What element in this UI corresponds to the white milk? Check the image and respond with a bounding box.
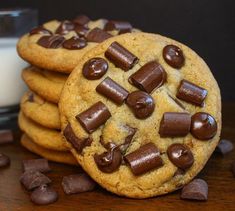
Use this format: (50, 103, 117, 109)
(0, 38, 28, 107)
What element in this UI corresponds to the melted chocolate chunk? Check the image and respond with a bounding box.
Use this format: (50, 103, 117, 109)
(74, 24, 89, 37)
(124, 143, 163, 175)
(105, 42, 139, 71)
(96, 77, 129, 105)
(62, 36, 87, 50)
(163, 44, 185, 68)
(104, 21, 132, 33)
(62, 173, 96, 194)
(129, 61, 167, 93)
(216, 139, 234, 155)
(159, 112, 191, 137)
(82, 58, 108, 80)
(126, 91, 155, 119)
(94, 143, 122, 173)
(191, 112, 217, 140)
(0, 130, 14, 144)
(73, 15, 90, 26)
(22, 159, 51, 173)
(86, 28, 113, 43)
(63, 123, 92, 153)
(167, 143, 194, 170)
(177, 80, 208, 107)
(76, 101, 111, 134)
(55, 20, 75, 35)
(37, 35, 65, 49)
(0, 153, 10, 167)
(181, 179, 208, 201)
(119, 126, 137, 153)
(30, 26, 52, 36)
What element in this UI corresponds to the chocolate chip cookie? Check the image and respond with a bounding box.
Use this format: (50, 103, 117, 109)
(59, 32, 221, 198)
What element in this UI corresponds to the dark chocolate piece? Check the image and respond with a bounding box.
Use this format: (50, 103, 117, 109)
(55, 20, 75, 35)
(167, 143, 194, 169)
(216, 139, 234, 155)
(126, 91, 155, 119)
(94, 143, 122, 173)
(0, 153, 10, 167)
(82, 58, 108, 80)
(37, 35, 65, 49)
(181, 179, 208, 201)
(124, 143, 163, 175)
(163, 44, 185, 68)
(0, 130, 14, 144)
(62, 36, 87, 50)
(63, 123, 92, 153)
(20, 170, 51, 190)
(191, 112, 217, 140)
(129, 61, 167, 93)
(105, 42, 139, 71)
(119, 126, 137, 153)
(86, 28, 113, 43)
(30, 185, 58, 205)
(159, 112, 191, 137)
(231, 161, 235, 177)
(104, 21, 132, 32)
(74, 24, 89, 37)
(176, 80, 208, 106)
(76, 101, 111, 134)
(22, 158, 51, 173)
(30, 26, 52, 36)
(62, 173, 96, 194)
(96, 77, 129, 105)
(73, 15, 90, 25)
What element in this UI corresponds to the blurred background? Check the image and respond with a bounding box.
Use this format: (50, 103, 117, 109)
(1, 0, 235, 101)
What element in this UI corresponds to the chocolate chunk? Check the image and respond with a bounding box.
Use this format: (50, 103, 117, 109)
(105, 42, 139, 71)
(30, 185, 58, 205)
(0, 153, 10, 167)
(231, 161, 235, 177)
(86, 28, 113, 43)
(126, 91, 155, 119)
(74, 24, 89, 37)
(104, 21, 132, 33)
(124, 143, 163, 175)
(63, 123, 92, 153)
(167, 143, 194, 169)
(76, 101, 111, 134)
(73, 15, 90, 26)
(216, 139, 234, 155)
(62, 173, 96, 194)
(37, 35, 65, 49)
(20, 170, 51, 190)
(159, 112, 191, 137)
(119, 126, 137, 153)
(129, 61, 167, 93)
(191, 112, 217, 140)
(28, 93, 34, 102)
(30, 26, 52, 36)
(163, 44, 185, 68)
(181, 179, 208, 201)
(82, 58, 108, 80)
(22, 159, 51, 173)
(0, 130, 14, 144)
(96, 77, 129, 105)
(176, 80, 208, 106)
(62, 36, 87, 50)
(55, 20, 75, 35)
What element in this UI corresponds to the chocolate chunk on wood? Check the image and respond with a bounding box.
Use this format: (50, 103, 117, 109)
(22, 158, 51, 173)
(216, 139, 234, 155)
(86, 28, 112, 43)
(0, 153, 10, 167)
(0, 130, 14, 144)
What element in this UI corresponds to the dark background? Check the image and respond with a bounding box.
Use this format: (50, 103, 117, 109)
(1, 0, 235, 101)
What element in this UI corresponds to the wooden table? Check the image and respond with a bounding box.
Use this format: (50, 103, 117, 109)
(0, 103, 235, 211)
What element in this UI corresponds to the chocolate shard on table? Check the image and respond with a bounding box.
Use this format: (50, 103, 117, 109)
(29, 26, 52, 36)
(96, 77, 129, 105)
(167, 143, 194, 170)
(22, 158, 51, 173)
(105, 41, 139, 71)
(126, 90, 155, 119)
(20, 170, 51, 191)
(181, 179, 208, 201)
(129, 61, 167, 93)
(163, 44, 185, 68)
(191, 112, 217, 140)
(216, 139, 234, 155)
(62, 36, 87, 50)
(124, 143, 163, 175)
(231, 161, 235, 177)
(62, 173, 96, 194)
(0, 130, 14, 144)
(159, 112, 191, 137)
(0, 153, 10, 167)
(176, 80, 208, 106)
(55, 20, 75, 35)
(104, 20, 132, 33)
(86, 28, 113, 43)
(73, 15, 90, 26)
(37, 35, 65, 49)
(30, 184, 58, 205)
(76, 101, 111, 134)
(82, 58, 108, 80)
(63, 123, 92, 153)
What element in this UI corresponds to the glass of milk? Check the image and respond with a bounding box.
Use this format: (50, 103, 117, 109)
(0, 9, 37, 125)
